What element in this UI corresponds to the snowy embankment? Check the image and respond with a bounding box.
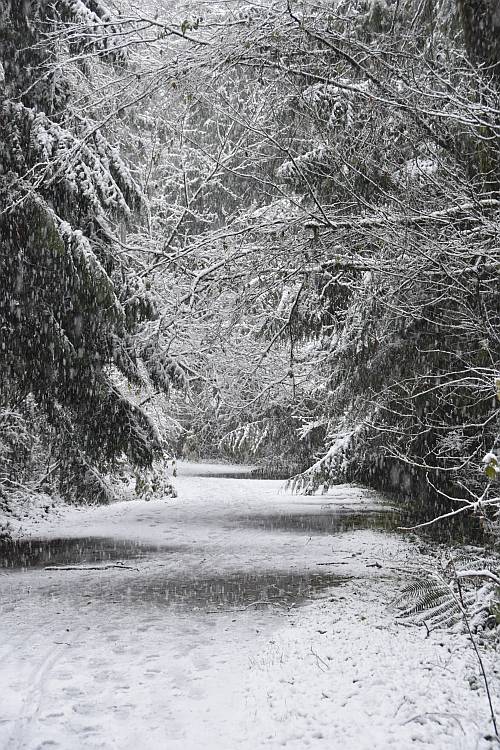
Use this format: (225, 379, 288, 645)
(0, 463, 498, 750)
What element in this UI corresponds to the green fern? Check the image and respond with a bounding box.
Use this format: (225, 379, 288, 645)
(394, 577, 462, 627)
(394, 552, 500, 632)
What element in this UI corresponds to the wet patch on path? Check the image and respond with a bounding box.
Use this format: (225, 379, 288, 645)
(57, 568, 351, 612)
(233, 509, 399, 535)
(0, 537, 180, 569)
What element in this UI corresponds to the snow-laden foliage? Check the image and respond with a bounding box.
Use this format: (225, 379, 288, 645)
(2, 0, 500, 521)
(136, 0, 499, 518)
(92, 0, 497, 510)
(0, 0, 181, 504)
(394, 552, 500, 633)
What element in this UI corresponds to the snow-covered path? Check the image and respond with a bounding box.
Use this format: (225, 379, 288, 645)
(0, 463, 498, 750)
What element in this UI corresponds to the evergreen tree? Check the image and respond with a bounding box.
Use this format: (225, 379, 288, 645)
(0, 1, 165, 501)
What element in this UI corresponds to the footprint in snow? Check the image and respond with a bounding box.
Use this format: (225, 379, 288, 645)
(143, 653, 160, 662)
(188, 686, 206, 700)
(71, 703, 95, 716)
(191, 657, 210, 671)
(61, 687, 84, 698)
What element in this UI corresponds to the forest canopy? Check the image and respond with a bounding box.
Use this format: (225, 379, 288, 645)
(0, 0, 499, 522)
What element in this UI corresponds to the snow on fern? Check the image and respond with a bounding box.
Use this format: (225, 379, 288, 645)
(395, 553, 500, 633)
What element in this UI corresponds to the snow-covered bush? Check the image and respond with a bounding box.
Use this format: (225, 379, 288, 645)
(134, 463, 177, 501)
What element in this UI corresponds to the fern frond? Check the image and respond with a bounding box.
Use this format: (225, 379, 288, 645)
(446, 554, 499, 574)
(394, 552, 500, 633)
(398, 588, 456, 619)
(393, 577, 448, 609)
(394, 574, 463, 629)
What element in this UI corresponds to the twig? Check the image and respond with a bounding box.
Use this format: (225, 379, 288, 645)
(310, 645, 330, 671)
(44, 563, 139, 571)
(400, 712, 465, 733)
(242, 599, 287, 610)
(463, 616, 499, 739)
(316, 561, 349, 566)
(206, 600, 289, 614)
(445, 567, 499, 741)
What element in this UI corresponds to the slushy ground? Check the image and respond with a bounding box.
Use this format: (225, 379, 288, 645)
(0, 463, 498, 749)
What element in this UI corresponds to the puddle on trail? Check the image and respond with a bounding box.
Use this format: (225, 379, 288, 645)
(234, 509, 399, 535)
(0, 537, 177, 569)
(82, 569, 351, 611)
(181, 468, 260, 479)
(0, 503, 381, 611)
(234, 507, 489, 544)
(1, 507, 395, 570)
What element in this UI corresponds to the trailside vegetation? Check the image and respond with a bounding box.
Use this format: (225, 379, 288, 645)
(1, 0, 499, 530)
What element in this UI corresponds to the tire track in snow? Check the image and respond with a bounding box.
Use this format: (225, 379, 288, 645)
(5, 628, 82, 750)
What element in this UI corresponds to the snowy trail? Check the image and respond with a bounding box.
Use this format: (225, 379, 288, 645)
(0, 463, 498, 750)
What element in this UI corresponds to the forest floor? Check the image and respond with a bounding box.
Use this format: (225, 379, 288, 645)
(0, 463, 499, 750)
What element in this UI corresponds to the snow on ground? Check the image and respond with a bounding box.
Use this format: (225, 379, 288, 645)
(0, 463, 499, 749)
